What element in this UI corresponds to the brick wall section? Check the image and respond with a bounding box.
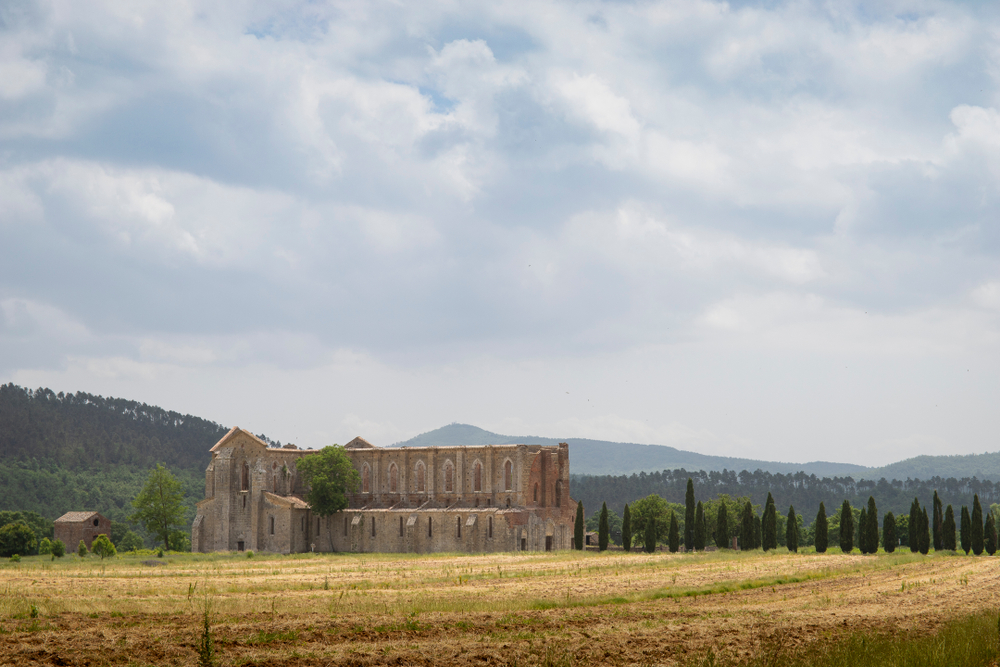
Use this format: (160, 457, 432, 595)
(193, 429, 577, 554)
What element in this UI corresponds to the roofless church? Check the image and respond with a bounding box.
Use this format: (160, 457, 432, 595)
(192, 427, 576, 554)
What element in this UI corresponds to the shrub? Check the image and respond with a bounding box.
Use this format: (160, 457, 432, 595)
(10, 554, 20, 562)
(0, 521, 37, 557)
(92, 534, 117, 559)
(246, 550, 254, 558)
(119, 531, 144, 552)
(78, 540, 88, 557)
(51, 539, 66, 558)
(38, 537, 52, 555)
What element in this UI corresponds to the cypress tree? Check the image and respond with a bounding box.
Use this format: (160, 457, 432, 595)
(598, 502, 609, 552)
(909, 498, 920, 553)
(943, 505, 956, 550)
(815, 502, 828, 553)
(754, 515, 762, 549)
(883, 511, 896, 553)
(716, 502, 729, 549)
(684, 478, 695, 552)
(786, 506, 798, 553)
(858, 508, 868, 553)
(668, 510, 679, 553)
(622, 503, 632, 553)
(866, 496, 878, 554)
(985, 513, 997, 556)
(839, 500, 854, 553)
(960, 505, 971, 554)
(694, 501, 706, 551)
(919, 507, 930, 555)
(762, 493, 777, 551)
(644, 515, 657, 554)
(741, 501, 754, 550)
(932, 491, 943, 552)
(971, 494, 984, 556)
(574, 501, 585, 550)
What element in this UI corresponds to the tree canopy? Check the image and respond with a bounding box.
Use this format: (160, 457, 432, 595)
(297, 446, 360, 516)
(130, 464, 186, 550)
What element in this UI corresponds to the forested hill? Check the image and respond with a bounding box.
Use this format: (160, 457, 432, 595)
(0, 384, 229, 531)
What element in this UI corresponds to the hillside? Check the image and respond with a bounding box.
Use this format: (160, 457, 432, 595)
(392, 424, 870, 477)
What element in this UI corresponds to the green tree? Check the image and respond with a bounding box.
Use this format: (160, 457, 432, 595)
(38, 537, 52, 555)
(119, 531, 144, 552)
(919, 507, 930, 555)
(943, 505, 957, 550)
(92, 534, 117, 559)
(971, 494, 984, 556)
(668, 510, 679, 553)
(51, 539, 65, 558)
(815, 502, 828, 553)
(130, 464, 186, 551)
(622, 503, 632, 552)
(754, 514, 762, 549)
(630, 494, 676, 551)
(716, 502, 729, 549)
(865, 496, 878, 554)
(0, 521, 37, 557)
(909, 498, 920, 553)
(598, 502, 609, 552)
(645, 512, 658, 553)
(684, 478, 695, 552)
(960, 505, 971, 554)
(984, 513, 997, 556)
(839, 501, 854, 553)
(786, 506, 798, 553)
(110, 522, 129, 548)
(883, 511, 896, 552)
(762, 493, 777, 551)
(574, 501, 585, 550)
(740, 501, 754, 550)
(694, 501, 706, 551)
(858, 507, 868, 553)
(77, 540, 88, 557)
(297, 446, 360, 517)
(932, 491, 943, 551)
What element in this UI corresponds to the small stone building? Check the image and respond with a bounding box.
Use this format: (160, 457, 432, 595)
(54, 511, 111, 550)
(192, 427, 576, 554)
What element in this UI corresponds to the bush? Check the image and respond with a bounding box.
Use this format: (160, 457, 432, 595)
(119, 531, 144, 552)
(0, 521, 38, 557)
(10, 554, 21, 562)
(246, 550, 254, 558)
(38, 537, 52, 555)
(78, 540, 88, 557)
(51, 539, 66, 558)
(92, 534, 117, 559)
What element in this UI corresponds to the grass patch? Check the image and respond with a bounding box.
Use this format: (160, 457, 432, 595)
(244, 629, 299, 645)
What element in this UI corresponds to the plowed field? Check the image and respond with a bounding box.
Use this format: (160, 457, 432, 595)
(2, 549, 998, 666)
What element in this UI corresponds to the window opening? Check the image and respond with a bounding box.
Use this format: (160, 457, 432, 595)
(415, 461, 425, 492)
(504, 460, 512, 491)
(269, 516, 275, 535)
(456, 516, 462, 538)
(362, 464, 371, 494)
(344, 516, 348, 536)
(444, 460, 454, 493)
(473, 460, 482, 492)
(389, 463, 398, 494)
(428, 517, 433, 538)
(555, 480, 562, 508)
(533, 483, 538, 503)
(488, 516, 493, 538)
(371, 516, 376, 537)
(399, 516, 404, 536)
(242, 462, 250, 491)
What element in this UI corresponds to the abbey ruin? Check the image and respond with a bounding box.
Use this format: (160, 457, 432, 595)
(191, 427, 576, 554)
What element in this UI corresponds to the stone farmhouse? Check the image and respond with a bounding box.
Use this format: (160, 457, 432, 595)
(192, 427, 576, 554)
(54, 511, 111, 551)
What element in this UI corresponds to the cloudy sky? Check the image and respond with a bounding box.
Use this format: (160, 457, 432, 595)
(2, 0, 999, 466)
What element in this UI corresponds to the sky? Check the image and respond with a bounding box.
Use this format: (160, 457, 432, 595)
(2, 0, 999, 467)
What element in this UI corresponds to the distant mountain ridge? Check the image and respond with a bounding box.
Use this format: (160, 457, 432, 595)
(392, 423, 1000, 481)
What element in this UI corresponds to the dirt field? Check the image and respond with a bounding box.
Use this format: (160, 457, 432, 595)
(2, 549, 999, 666)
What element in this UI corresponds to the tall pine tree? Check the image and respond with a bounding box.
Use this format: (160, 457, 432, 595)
(858, 508, 868, 553)
(919, 507, 930, 555)
(839, 500, 854, 553)
(762, 493, 777, 551)
(622, 503, 632, 553)
(866, 496, 878, 554)
(932, 491, 943, 552)
(598, 502, 609, 552)
(971, 494, 984, 556)
(684, 478, 695, 552)
(741, 501, 754, 550)
(574, 501, 585, 550)
(694, 501, 706, 551)
(815, 502, 828, 553)
(943, 505, 957, 551)
(716, 502, 729, 549)
(883, 511, 896, 553)
(909, 498, 920, 553)
(754, 515, 762, 549)
(668, 510, 680, 553)
(645, 515, 657, 554)
(960, 505, 971, 554)
(786, 506, 798, 553)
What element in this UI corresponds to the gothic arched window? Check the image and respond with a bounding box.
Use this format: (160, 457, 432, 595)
(362, 464, 371, 494)
(533, 483, 538, 503)
(444, 460, 454, 493)
(242, 462, 250, 491)
(504, 460, 512, 491)
(555, 480, 563, 508)
(415, 461, 425, 492)
(388, 463, 398, 494)
(473, 460, 482, 492)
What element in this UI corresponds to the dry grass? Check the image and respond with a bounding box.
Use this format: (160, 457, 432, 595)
(1, 549, 997, 666)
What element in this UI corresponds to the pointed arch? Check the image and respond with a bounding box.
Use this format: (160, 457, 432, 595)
(533, 483, 539, 503)
(555, 480, 563, 508)
(388, 462, 398, 494)
(362, 463, 371, 494)
(472, 460, 482, 492)
(242, 462, 250, 491)
(443, 459, 454, 493)
(504, 459, 513, 491)
(415, 461, 426, 492)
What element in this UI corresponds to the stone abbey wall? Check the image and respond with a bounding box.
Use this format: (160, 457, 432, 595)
(192, 428, 575, 554)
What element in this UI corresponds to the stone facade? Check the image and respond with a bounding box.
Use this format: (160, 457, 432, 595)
(54, 511, 111, 550)
(192, 427, 576, 554)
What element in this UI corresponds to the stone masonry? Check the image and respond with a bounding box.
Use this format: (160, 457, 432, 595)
(192, 427, 576, 554)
